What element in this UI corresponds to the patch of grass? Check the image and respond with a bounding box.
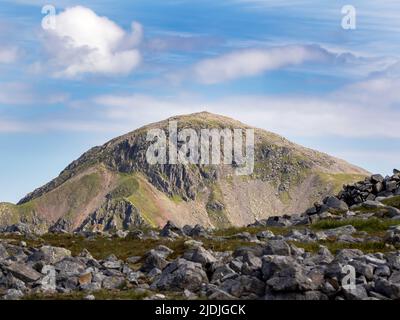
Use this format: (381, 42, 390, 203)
(317, 172, 367, 194)
(170, 194, 183, 204)
(212, 225, 290, 237)
(126, 176, 160, 227)
(381, 195, 400, 209)
(109, 175, 139, 199)
(206, 184, 230, 229)
(291, 240, 394, 254)
(24, 289, 151, 300)
(311, 218, 400, 233)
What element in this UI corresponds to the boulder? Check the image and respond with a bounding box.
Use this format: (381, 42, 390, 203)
(151, 258, 208, 292)
(183, 246, 216, 267)
(4, 262, 41, 283)
(219, 275, 265, 298)
(324, 196, 349, 211)
(263, 240, 291, 256)
(140, 250, 169, 273)
(323, 225, 356, 238)
(29, 245, 71, 264)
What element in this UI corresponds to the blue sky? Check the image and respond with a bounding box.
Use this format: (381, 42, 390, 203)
(1, 0, 400, 203)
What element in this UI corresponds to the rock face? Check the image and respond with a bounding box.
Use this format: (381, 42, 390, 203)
(0, 112, 368, 232)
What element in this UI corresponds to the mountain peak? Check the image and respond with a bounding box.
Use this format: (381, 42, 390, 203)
(4, 112, 369, 232)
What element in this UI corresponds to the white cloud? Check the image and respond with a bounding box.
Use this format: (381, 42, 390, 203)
(192, 45, 329, 84)
(0, 46, 19, 63)
(43, 6, 142, 78)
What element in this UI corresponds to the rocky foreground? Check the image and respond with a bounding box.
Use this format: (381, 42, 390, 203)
(1, 170, 400, 300)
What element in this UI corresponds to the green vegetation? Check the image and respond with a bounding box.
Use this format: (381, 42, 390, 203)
(109, 174, 139, 199)
(24, 289, 151, 300)
(0, 233, 257, 262)
(292, 240, 392, 254)
(381, 195, 400, 209)
(212, 225, 290, 237)
(170, 194, 183, 204)
(206, 184, 230, 228)
(317, 172, 367, 194)
(311, 218, 400, 233)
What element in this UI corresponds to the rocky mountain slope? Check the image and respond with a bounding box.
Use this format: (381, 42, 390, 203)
(0, 112, 368, 233)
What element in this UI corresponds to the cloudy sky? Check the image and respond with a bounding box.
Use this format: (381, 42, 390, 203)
(1, 0, 400, 202)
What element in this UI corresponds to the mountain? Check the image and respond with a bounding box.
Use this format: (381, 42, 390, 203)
(0, 112, 369, 233)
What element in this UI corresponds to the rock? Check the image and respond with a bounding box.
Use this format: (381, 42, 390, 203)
(126, 256, 142, 264)
(384, 226, 400, 244)
(151, 258, 208, 292)
(4, 262, 42, 282)
(342, 284, 368, 300)
(263, 240, 291, 256)
(265, 216, 292, 227)
(324, 196, 349, 211)
(30, 246, 72, 264)
(385, 181, 398, 192)
(374, 278, 400, 299)
(78, 272, 92, 286)
(184, 240, 203, 249)
(265, 262, 315, 292)
(183, 246, 216, 267)
(184, 224, 208, 237)
(375, 265, 391, 277)
(334, 249, 364, 263)
(207, 287, 238, 300)
(115, 230, 128, 238)
(256, 230, 275, 240)
(324, 225, 356, 238)
(2, 289, 24, 300)
(0, 243, 9, 260)
(153, 245, 174, 258)
(159, 221, 183, 238)
(102, 259, 122, 270)
(212, 264, 237, 283)
(219, 275, 265, 298)
(84, 294, 95, 300)
(371, 174, 384, 183)
(348, 260, 374, 281)
(102, 276, 125, 289)
(262, 255, 286, 280)
(54, 258, 86, 277)
(386, 253, 400, 270)
(38, 265, 56, 292)
(140, 250, 169, 273)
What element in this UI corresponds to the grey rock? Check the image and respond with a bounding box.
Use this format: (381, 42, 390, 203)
(102, 276, 126, 289)
(324, 225, 356, 238)
(342, 284, 368, 300)
(4, 262, 41, 282)
(54, 258, 86, 277)
(2, 289, 24, 300)
(374, 278, 400, 299)
(324, 196, 349, 211)
(141, 250, 169, 273)
(151, 258, 208, 292)
(0, 243, 9, 261)
(219, 275, 265, 298)
(263, 240, 291, 256)
(183, 246, 216, 267)
(38, 265, 56, 292)
(29, 246, 71, 265)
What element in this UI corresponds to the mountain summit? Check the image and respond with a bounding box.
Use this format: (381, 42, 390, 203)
(0, 112, 368, 233)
